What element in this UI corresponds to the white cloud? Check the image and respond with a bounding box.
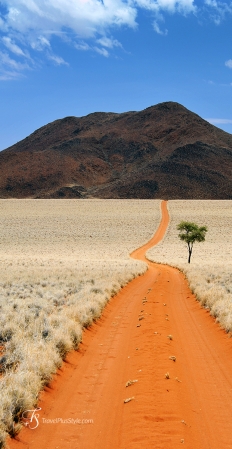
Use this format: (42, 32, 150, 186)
(97, 36, 122, 48)
(74, 41, 90, 51)
(47, 53, 69, 65)
(0, 16, 7, 31)
(0, 0, 231, 78)
(0, 69, 23, 80)
(74, 37, 121, 55)
(135, 0, 195, 13)
(225, 59, 232, 69)
(0, 50, 29, 70)
(0, 0, 196, 47)
(0, 0, 139, 77)
(2, 36, 28, 57)
(0, 50, 30, 79)
(204, 0, 218, 6)
(94, 47, 109, 57)
(3, 0, 138, 37)
(206, 118, 232, 124)
(30, 36, 50, 51)
(204, 0, 232, 24)
(153, 20, 168, 34)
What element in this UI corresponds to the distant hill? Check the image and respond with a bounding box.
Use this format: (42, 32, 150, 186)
(1, 101, 232, 199)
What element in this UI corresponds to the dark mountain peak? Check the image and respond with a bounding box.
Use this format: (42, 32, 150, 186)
(0, 101, 232, 199)
(84, 111, 118, 120)
(149, 100, 185, 109)
(141, 101, 188, 114)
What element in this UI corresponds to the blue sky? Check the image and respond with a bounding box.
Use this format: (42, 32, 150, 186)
(0, 0, 232, 151)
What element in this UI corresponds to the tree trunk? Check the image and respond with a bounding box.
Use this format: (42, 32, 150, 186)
(188, 245, 192, 263)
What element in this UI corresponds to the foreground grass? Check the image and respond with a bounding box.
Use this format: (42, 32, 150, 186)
(147, 200, 232, 333)
(0, 199, 161, 447)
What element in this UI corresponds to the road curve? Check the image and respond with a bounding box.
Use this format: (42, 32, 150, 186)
(10, 200, 232, 449)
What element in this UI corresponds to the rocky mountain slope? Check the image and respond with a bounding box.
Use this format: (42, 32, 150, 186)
(1, 101, 232, 199)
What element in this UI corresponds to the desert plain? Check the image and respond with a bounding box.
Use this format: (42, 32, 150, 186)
(0, 198, 232, 449)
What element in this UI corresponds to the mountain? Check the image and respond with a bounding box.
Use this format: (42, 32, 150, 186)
(1, 101, 232, 199)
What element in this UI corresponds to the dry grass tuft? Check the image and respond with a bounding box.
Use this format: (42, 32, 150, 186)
(124, 397, 135, 403)
(125, 379, 138, 387)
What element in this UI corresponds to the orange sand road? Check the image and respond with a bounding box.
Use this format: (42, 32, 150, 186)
(10, 200, 232, 449)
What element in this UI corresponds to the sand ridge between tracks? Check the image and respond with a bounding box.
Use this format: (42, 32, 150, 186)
(10, 200, 232, 449)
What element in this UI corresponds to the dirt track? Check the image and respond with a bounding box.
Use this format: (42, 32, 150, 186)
(10, 200, 232, 449)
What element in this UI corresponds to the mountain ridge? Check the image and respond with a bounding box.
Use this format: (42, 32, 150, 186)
(1, 101, 232, 199)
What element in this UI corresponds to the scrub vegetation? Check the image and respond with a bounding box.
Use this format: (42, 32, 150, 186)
(147, 200, 232, 333)
(0, 199, 161, 447)
(177, 221, 208, 263)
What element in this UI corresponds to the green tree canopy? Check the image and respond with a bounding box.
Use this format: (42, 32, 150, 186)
(177, 221, 208, 263)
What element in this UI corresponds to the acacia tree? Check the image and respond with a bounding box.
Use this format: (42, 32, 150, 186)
(177, 221, 208, 263)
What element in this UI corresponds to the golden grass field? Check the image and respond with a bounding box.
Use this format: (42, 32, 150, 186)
(1, 198, 232, 447)
(147, 200, 232, 333)
(0, 199, 161, 446)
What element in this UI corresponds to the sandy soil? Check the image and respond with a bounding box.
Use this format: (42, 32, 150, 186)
(9, 201, 232, 449)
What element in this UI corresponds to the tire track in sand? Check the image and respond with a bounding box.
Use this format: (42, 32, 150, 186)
(10, 200, 232, 449)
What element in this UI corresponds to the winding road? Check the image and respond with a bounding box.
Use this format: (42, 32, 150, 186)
(10, 200, 232, 449)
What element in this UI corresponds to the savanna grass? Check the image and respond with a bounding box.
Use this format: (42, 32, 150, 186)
(147, 200, 232, 332)
(0, 199, 161, 445)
